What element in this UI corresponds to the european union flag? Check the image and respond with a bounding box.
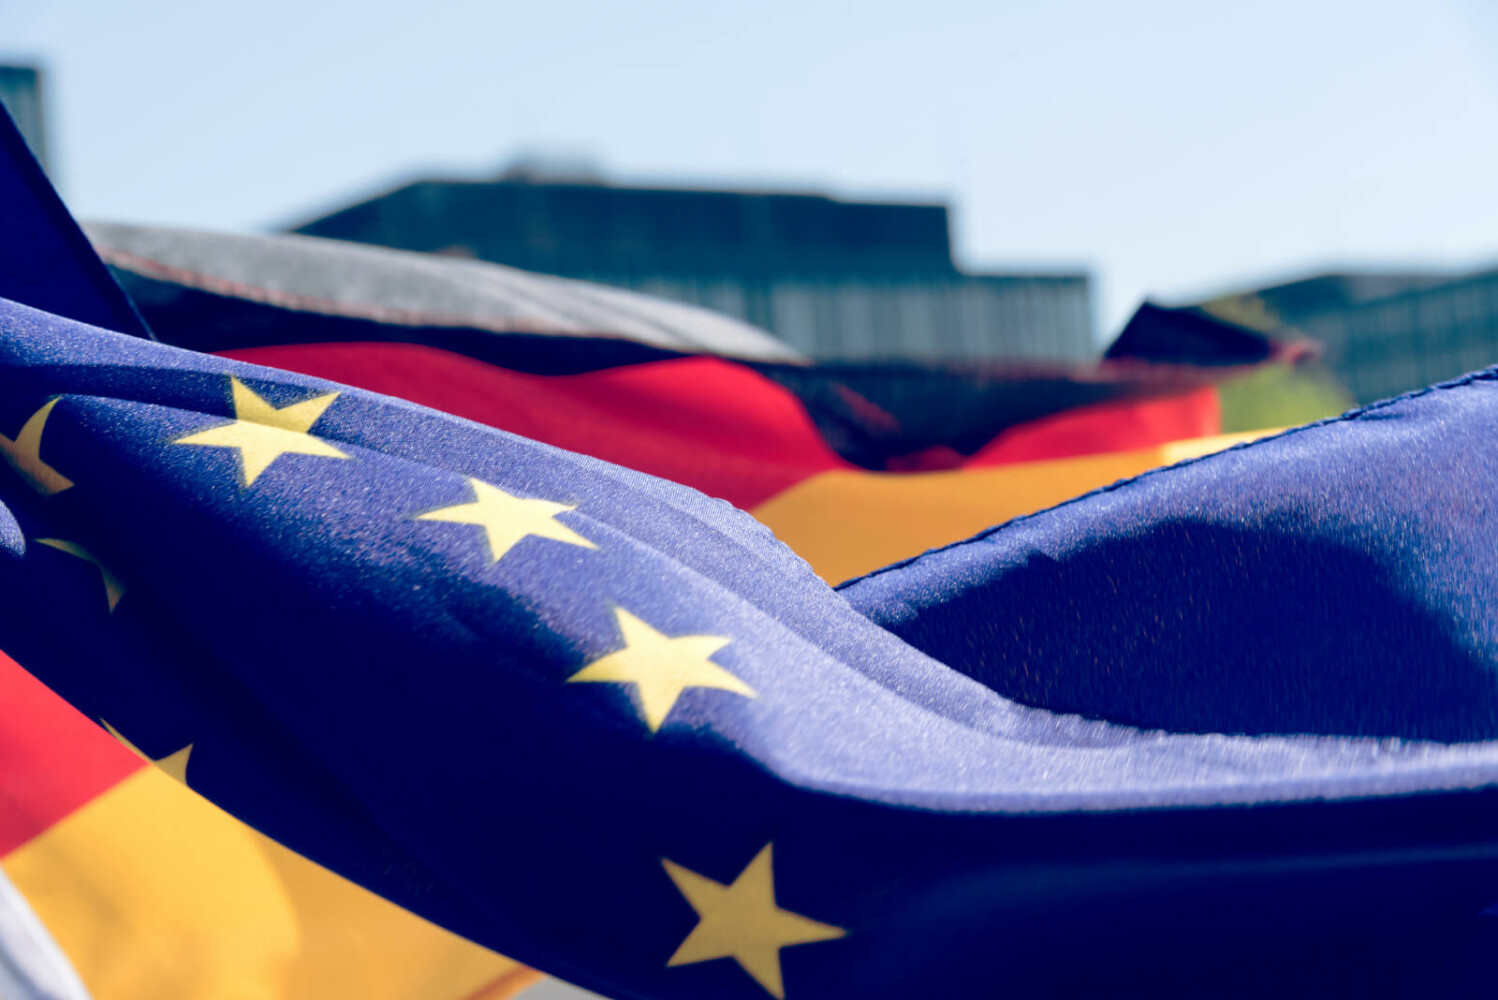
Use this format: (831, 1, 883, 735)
(2, 287, 1498, 998)
(3, 105, 1498, 1000)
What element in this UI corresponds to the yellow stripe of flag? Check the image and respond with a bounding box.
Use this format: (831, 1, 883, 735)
(751, 430, 1274, 585)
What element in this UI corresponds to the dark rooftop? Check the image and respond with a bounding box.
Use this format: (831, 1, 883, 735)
(291, 177, 957, 277)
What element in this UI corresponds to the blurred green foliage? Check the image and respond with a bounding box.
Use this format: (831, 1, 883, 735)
(1217, 362, 1355, 434)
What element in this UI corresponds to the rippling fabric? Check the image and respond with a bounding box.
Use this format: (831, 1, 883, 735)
(2, 299, 1498, 998)
(840, 370, 1498, 742)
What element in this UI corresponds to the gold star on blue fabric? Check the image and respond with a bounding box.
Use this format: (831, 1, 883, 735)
(174, 377, 347, 486)
(568, 609, 753, 731)
(664, 843, 845, 998)
(415, 477, 595, 563)
(102, 720, 193, 785)
(36, 538, 124, 612)
(0, 398, 73, 495)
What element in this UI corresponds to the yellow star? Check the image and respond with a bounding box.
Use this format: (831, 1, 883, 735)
(664, 843, 845, 999)
(36, 538, 125, 612)
(567, 608, 753, 732)
(101, 720, 193, 785)
(174, 376, 348, 485)
(415, 477, 596, 562)
(0, 398, 73, 495)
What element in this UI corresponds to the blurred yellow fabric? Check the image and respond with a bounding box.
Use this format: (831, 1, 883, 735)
(753, 430, 1271, 584)
(3, 762, 538, 1000)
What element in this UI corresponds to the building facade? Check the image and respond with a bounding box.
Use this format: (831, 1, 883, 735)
(0, 65, 49, 175)
(290, 174, 1093, 362)
(1200, 268, 1498, 404)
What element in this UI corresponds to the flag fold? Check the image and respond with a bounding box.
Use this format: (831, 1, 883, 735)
(2, 299, 1498, 999)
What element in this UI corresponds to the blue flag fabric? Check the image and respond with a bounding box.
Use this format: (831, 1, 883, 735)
(0, 110, 149, 340)
(840, 366, 1498, 743)
(4, 296, 1498, 998)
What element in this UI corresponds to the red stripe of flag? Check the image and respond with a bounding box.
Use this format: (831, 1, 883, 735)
(221, 343, 852, 509)
(0, 653, 143, 856)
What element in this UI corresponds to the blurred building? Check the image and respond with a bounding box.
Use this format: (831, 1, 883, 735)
(289, 167, 1094, 362)
(0, 65, 50, 175)
(1199, 267, 1498, 403)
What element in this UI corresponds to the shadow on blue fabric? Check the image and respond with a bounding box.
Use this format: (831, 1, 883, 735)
(846, 520, 1498, 741)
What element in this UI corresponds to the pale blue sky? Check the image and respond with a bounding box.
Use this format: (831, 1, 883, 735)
(5, 0, 1498, 337)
